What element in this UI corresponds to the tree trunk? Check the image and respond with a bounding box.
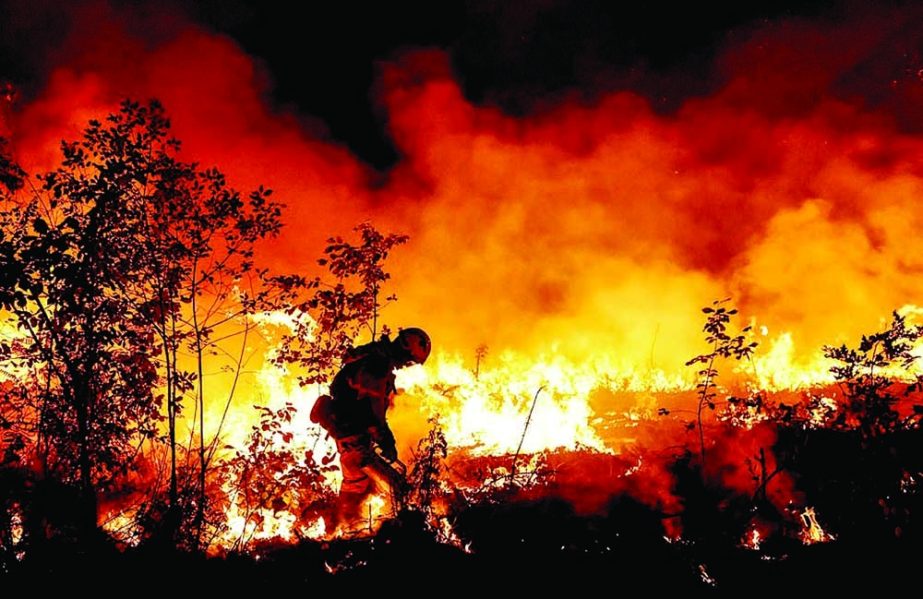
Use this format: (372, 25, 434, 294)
(190, 260, 207, 545)
(72, 386, 98, 535)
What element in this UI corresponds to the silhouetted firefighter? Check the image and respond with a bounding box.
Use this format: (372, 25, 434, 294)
(310, 328, 432, 527)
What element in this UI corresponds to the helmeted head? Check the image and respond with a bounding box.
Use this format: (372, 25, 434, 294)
(394, 327, 431, 366)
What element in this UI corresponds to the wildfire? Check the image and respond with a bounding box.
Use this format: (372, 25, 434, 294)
(126, 297, 920, 554)
(3, 2, 923, 573)
(394, 354, 607, 455)
(748, 332, 836, 391)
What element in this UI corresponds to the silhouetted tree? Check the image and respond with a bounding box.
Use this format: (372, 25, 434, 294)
(824, 311, 923, 437)
(0, 101, 284, 545)
(0, 115, 164, 533)
(218, 402, 337, 552)
(406, 417, 448, 514)
(271, 222, 408, 386)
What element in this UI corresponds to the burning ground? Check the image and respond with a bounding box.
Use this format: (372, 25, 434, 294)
(2, 0, 923, 590)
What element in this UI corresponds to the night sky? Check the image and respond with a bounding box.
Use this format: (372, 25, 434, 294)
(1, 0, 853, 168)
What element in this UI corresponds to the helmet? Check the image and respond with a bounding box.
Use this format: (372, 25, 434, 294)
(395, 327, 431, 365)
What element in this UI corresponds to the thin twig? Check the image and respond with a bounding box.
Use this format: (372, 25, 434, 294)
(511, 385, 544, 479)
(205, 319, 249, 468)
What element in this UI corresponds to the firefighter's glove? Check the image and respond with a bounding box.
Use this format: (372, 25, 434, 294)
(380, 442, 398, 462)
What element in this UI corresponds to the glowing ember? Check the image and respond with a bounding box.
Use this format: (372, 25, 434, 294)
(799, 507, 835, 545)
(435, 517, 471, 553)
(9, 506, 22, 548)
(741, 527, 762, 551)
(698, 564, 717, 587)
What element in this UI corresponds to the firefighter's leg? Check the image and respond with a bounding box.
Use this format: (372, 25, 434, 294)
(335, 437, 372, 526)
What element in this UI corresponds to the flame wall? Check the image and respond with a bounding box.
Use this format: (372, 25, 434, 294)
(3, 2, 923, 448)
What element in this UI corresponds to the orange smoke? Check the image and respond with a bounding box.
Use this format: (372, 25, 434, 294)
(6, 3, 923, 372)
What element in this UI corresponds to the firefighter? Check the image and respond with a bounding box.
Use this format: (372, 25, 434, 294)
(311, 327, 431, 527)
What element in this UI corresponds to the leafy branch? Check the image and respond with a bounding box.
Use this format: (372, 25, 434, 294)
(685, 299, 758, 465)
